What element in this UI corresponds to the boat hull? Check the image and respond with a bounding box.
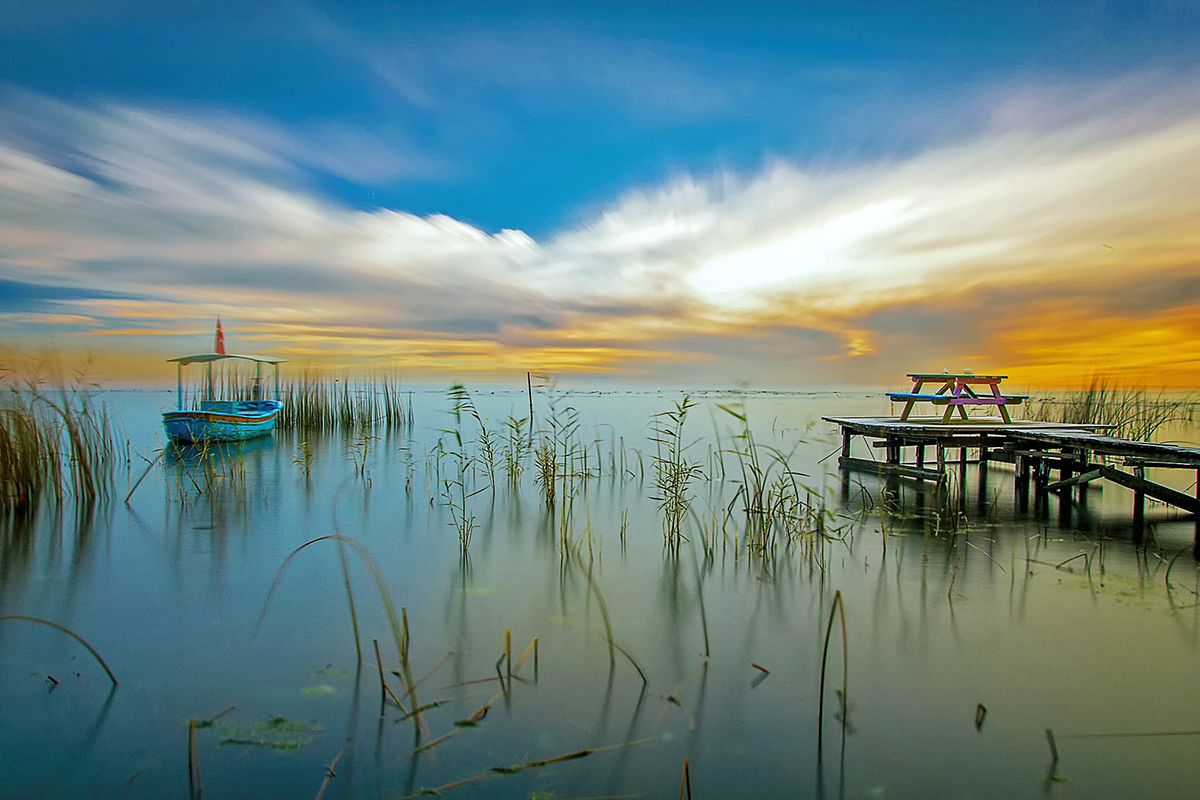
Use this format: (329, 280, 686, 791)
(162, 401, 283, 444)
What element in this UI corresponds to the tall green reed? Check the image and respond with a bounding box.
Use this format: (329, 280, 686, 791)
(186, 365, 411, 433)
(717, 399, 834, 563)
(650, 396, 702, 555)
(0, 372, 115, 515)
(1026, 376, 1200, 441)
(440, 385, 481, 553)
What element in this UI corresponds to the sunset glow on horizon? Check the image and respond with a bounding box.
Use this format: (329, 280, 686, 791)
(3, 3, 1200, 389)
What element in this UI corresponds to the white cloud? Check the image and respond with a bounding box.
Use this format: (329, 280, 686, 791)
(1, 75, 1199, 377)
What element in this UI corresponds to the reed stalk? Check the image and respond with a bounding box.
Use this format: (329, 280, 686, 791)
(1027, 377, 1200, 441)
(183, 366, 409, 432)
(0, 378, 115, 515)
(0, 615, 118, 687)
(256, 534, 429, 740)
(314, 747, 345, 800)
(680, 757, 693, 800)
(816, 590, 848, 759)
(188, 718, 203, 797)
(651, 397, 702, 555)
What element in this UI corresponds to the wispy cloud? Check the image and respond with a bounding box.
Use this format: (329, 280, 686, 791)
(2, 75, 1200, 385)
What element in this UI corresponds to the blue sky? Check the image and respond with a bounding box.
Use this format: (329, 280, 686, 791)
(3, 1, 1200, 385)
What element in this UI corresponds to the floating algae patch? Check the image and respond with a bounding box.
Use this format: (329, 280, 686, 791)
(219, 716, 324, 750)
(301, 684, 336, 696)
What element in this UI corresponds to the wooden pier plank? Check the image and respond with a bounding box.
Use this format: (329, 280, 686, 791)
(838, 456, 943, 482)
(826, 415, 1200, 516)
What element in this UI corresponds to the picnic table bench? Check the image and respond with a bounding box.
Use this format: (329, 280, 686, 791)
(887, 373, 1027, 423)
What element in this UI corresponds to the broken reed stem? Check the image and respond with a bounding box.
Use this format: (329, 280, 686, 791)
(505, 628, 512, 682)
(668, 657, 710, 704)
(512, 637, 538, 677)
(204, 706, 235, 725)
(495, 654, 509, 698)
(188, 718, 203, 797)
(491, 738, 650, 775)
(405, 650, 456, 696)
(397, 699, 450, 722)
(817, 590, 848, 754)
(455, 691, 501, 727)
(1165, 546, 1190, 594)
(1054, 552, 1089, 571)
(401, 607, 410, 663)
(374, 639, 387, 716)
(315, 747, 345, 800)
(398, 774, 493, 799)
(609, 638, 649, 688)
(680, 757, 693, 800)
(403, 729, 461, 758)
(573, 552, 616, 671)
(124, 449, 163, 504)
(0, 615, 118, 687)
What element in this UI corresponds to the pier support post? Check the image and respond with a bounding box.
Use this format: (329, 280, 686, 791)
(915, 444, 925, 468)
(1015, 455, 1030, 513)
(1194, 470, 1199, 560)
(1132, 465, 1146, 544)
(841, 430, 851, 461)
(977, 459, 989, 515)
(936, 444, 946, 474)
(1034, 458, 1050, 518)
(1058, 455, 1074, 528)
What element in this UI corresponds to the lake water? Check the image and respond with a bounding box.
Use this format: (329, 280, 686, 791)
(3, 387, 1200, 799)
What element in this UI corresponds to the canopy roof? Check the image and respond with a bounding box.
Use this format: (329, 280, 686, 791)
(167, 353, 287, 366)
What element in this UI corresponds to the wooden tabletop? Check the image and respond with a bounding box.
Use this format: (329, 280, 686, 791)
(907, 373, 1007, 380)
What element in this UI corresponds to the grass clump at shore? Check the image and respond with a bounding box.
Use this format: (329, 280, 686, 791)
(277, 370, 411, 433)
(1026, 377, 1200, 441)
(180, 365, 412, 433)
(0, 368, 115, 515)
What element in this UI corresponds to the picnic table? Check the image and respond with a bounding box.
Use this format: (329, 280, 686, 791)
(886, 373, 1028, 424)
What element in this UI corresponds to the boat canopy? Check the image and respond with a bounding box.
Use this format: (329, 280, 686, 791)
(167, 353, 287, 366)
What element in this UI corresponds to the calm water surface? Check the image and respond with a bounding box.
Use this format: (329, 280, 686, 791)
(3, 388, 1200, 799)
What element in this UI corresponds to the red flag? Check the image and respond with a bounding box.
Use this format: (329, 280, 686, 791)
(215, 318, 226, 355)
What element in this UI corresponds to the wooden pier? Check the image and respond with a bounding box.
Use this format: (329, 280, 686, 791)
(825, 415, 1200, 554)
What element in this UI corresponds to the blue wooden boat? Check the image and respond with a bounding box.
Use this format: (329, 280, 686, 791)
(163, 332, 286, 443)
